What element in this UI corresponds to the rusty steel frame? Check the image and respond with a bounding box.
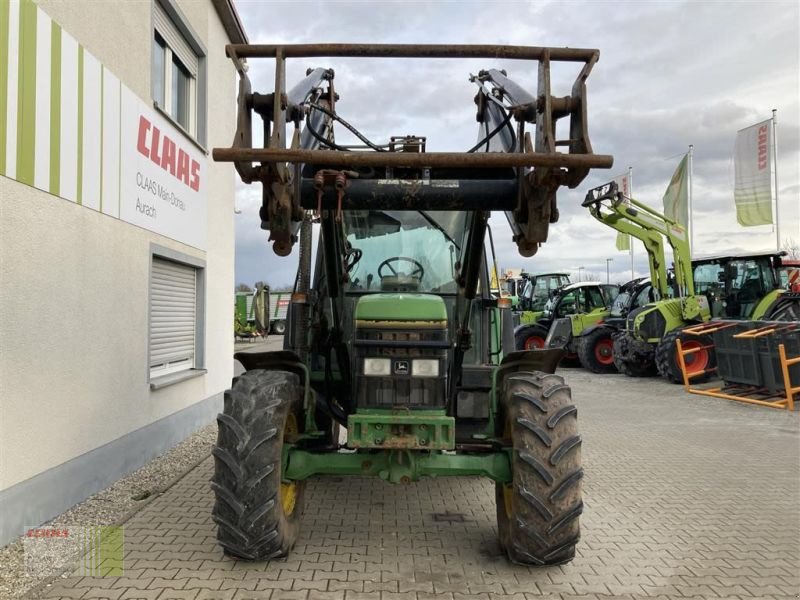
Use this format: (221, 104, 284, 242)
(216, 42, 613, 259)
(213, 42, 612, 171)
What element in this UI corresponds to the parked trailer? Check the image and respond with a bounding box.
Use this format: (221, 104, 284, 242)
(235, 289, 291, 334)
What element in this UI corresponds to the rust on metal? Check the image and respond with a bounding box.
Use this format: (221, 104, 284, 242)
(213, 147, 613, 170)
(227, 43, 599, 62)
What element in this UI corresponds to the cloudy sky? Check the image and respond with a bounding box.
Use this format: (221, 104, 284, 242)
(229, 0, 799, 288)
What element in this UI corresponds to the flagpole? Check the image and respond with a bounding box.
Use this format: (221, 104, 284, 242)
(628, 165, 634, 278)
(772, 109, 780, 251)
(688, 145, 694, 257)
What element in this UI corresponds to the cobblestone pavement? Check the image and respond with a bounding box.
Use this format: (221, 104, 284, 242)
(37, 369, 799, 600)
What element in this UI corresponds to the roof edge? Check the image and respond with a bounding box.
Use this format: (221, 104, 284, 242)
(211, 0, 248, 44)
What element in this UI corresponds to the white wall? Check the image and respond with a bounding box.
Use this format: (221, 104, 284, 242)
(0, 0, 235, 492)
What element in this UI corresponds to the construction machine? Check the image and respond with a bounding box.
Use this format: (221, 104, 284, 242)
(211, 44, 612, 565)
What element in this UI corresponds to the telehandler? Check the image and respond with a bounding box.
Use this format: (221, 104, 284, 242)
(211, 43, 612, 565)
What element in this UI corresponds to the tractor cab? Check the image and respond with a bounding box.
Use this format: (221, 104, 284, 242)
(519, 272, 571, 311)
(691, 251, 784, 319)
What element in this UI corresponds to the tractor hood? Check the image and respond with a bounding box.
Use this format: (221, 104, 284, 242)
(355, 294, 447, 324)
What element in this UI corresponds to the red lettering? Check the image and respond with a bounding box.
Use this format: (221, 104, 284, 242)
(189, 160, 200, 191)
(176, 150, 190, 185)
(757, 125, 768, 170)
(136, 116, 151, 158)
(150, 126, 162, 166)
(161, 137, 176, 176)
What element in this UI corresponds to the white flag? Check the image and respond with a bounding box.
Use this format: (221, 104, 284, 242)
(612, 172, 631, 197)
(734, 120, 773, 226)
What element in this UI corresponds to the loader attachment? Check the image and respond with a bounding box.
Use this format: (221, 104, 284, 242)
(213, 43, 612, 257)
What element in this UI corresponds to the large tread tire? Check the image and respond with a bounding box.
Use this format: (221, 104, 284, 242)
(655, 329, 715, 384)
(764, 295, 800, 321)
(515, 324, 550, 351)
(211, 370, 305, 560)
(496, 371, 582, 566)
(612, 333, 657, 377)
(576, 327, 617, 374)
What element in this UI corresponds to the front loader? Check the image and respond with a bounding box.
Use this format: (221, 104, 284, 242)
(211, 43, 612, 565)
(581, 181, 710, 376)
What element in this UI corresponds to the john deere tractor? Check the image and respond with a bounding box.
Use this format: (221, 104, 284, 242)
(211, 44, 612, 565)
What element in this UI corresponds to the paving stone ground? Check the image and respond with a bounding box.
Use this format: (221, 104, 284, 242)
(36, 369, 800, 600)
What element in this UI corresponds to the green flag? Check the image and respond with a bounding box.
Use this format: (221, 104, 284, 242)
(615, 232, 630, 251)
(662, 154, 689, 226)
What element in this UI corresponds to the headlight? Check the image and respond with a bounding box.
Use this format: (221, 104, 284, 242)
(412, 359, 439, 378)
(363, 358, 391, 376)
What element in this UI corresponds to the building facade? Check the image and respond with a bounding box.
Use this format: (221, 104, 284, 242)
(0, 0, 246, 545)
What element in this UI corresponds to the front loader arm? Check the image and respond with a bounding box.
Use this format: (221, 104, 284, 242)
(583, 182, 694, 298)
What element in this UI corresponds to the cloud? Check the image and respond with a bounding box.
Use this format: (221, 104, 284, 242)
(229, 0, 799, 288)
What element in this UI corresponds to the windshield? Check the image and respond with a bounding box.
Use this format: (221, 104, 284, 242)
(530, 276, 568, 310)
(343, 210, 467, 293)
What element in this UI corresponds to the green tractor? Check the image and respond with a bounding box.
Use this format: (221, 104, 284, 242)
(655, 251, 795, 382)
(581, 182, 794, 381)
(516, 272, 572, 325)
(211, 44, 612, 564)
(580, 181, 708, 376)
(514, 281, 619, 370)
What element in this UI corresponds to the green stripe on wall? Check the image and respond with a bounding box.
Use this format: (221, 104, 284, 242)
(76, 44, 83, 204)
(16, 0, 36, 185)
(0, 0, 9, 175)
(99, 67, 103, 212)
(49, 20, 61, 195)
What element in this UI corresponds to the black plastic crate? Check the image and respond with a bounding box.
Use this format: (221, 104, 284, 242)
(711, 321, 763, 386)
(757, 323, 800, 394)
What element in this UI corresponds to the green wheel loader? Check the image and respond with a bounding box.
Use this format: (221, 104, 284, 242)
(211, 44, 612, 565)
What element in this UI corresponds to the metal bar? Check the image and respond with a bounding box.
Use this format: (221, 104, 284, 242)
(226, 43, 598, 62)
(686, 388, 788, 409)
(779, 344, 796, 411)
(302, 178, 519, 211)
(213, 147, 614, 169)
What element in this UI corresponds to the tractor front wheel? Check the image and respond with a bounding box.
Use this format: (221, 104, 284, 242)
(656, 329, 715, 384)
(577, 327, 617, 374)
(496, 371, 583, 566)
(515, 324, 549, 351)
(612, 332, 657, 377)
(211, 369, 305, 560)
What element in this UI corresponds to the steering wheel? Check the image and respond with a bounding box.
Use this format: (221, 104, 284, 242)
(377, 257, 425, 281)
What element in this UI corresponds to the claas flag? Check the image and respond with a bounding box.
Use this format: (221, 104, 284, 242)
(612, 173, 631, 251)
(662, 154, 689, 226)
(734, 120, 773, 226)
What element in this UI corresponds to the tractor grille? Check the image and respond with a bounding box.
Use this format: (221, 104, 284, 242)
(354, 325, 448, 409)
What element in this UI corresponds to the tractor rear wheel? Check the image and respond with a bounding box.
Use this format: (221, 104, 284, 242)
(211, 369, 305, 560)
(577, 327, 617, 374)
(496, 371, 582, 565)
(612, 332, 657, 377)
(515, 324, 550, 351)
(764, 295, 800, 321)
(656, 329, 715, 384)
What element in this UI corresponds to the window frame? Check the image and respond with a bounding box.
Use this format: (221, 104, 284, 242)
(151, 0, 207, 148)
(148, 244, 207, 389)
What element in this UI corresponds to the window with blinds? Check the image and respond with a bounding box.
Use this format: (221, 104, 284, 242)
(150, 257, 198, 377)
(152, 1, 199, 136)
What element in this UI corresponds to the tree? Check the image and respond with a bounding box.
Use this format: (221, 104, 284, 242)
(235, 283, 253, 292)
(781, 237, 799, 259)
